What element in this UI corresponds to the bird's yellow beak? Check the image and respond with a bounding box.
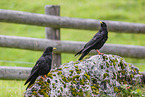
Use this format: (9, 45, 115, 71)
(53, 48, 56, 50)
(100, 21, 103, 24)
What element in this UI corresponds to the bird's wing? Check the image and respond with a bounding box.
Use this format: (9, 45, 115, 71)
(38, 57, 52, 75)
(24, 67, 39, 85)
(31, 57, 45, 73)
(82, 35, 103, 53)
(84, 32, 101, 48)
(24, 57, 45, 85)
(75, 32, 101, 56)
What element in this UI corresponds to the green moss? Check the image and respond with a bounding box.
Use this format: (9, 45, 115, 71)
(57, 71, 62, 75)
(59, 79, 65, 85)
(70, 73, 73, 76)
(107, 80, 110, 84)
(62, 76, 69, 83)
(47, 79, 50, 83)
(63, 64, 66, 66)
(64, 84, 66, 88)
(102, 55, 107, 60)
(128, 64, 132, 67)
(52, 83, 56, 88)
(113, 73, 116, 79)
(47, 73, 53, 79)
(106, 62, 109, 68)
(37, 81, 42, 85)
(130, 74, 134, 78)
(123, 81, 127, 84)
(94, 84, 100, 88)
(73, 81, 77, 84)
(113, 62, 116, 66)
(51, 70, 58, 72)
(38, 89, 47, 95)
(106, 70, 109, 72)
(100, 65, 104, 69)
(45, 82, 49, 86)
(72, 75, 80, 80)
(110, 59, 114, 62)
(32, 91, 38, 95)
(55, 80, 58, 83)
(84, 74, 90, 80)
(80, 79, 85, 85)
(69, 70, 74, 73)
(74, 66, 78, 68)
(78, 89, 84, 96)
(71, 88, 77, 96)
(91, 86, 96, 90)
(52, 83, 55, 85)
(68, 77, 72, 81)
(92, 86, 99, 95)
(60, 87, 63, 91)
(74, 62, 79, 64)
(76, 68, 81, 74)
(124, 63, 127, 66)
(57, 68, 62, 70)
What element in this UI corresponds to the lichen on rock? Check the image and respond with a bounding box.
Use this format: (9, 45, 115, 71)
(24, 54, 142, 97)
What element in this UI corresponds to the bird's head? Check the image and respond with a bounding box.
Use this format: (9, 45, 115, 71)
(100, 21, 107, 27)
(43, 47, 56, 55)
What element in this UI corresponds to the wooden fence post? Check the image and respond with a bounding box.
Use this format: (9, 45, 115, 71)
(45, 5, 61, 68)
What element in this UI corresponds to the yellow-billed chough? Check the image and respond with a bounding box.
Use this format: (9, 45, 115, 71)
(75, 21, 108, 60)
(24, 47, 56, 90)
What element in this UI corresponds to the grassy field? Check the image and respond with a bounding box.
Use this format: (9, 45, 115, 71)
(0, 0, 145, 96)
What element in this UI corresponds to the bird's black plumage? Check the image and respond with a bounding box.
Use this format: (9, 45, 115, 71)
(75, 21, 108, 60)
(24, 47, 54, 90)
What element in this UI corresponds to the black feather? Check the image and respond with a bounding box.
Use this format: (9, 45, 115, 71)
(26, 74, 38, 90)
(74, 49, 83, 56)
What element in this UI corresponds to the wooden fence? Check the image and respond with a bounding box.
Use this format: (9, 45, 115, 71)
(0, 66, 31, 80)
(0, 5, 145, 80)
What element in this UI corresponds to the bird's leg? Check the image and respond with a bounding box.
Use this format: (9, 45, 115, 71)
(44, 75, 47, 78)
(96, 49, 104, 55)
(41, 76, 45, 80)
(41, 75, 47, 80)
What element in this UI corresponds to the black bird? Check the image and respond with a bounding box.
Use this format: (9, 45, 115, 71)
(24, 47, 55, 90)
(75, 21, 108, 60)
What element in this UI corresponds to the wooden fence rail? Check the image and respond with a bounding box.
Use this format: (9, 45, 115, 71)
(0, 9, 145, 33)
(1, 66, 145, 80)
(0, 35, 145, 58)
(0, 66, 31, 80)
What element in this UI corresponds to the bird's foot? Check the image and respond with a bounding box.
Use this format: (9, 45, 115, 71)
(96, 50, 104, 55)
(41, 76, 45, 80)
(41, 75, 47, 80)
(44, 75, 47, 78)
(98, 52, 104, 55)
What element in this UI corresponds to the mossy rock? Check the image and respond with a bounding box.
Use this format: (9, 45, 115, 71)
(24, 54, 142, 97)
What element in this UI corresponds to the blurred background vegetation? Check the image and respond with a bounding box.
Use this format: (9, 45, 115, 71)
(0, 0, 145, 96)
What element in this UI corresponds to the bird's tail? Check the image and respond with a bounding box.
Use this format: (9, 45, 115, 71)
(78, 52, 88, 60)
(24, 72, 34, 85)
(24, 68, 39, 85)
(75, 49, 83, 56)
(26, 75, 38, 90)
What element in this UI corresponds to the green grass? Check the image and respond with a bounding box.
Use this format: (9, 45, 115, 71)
(0, 80, 25, 97)
(0, 0, 145, 96)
